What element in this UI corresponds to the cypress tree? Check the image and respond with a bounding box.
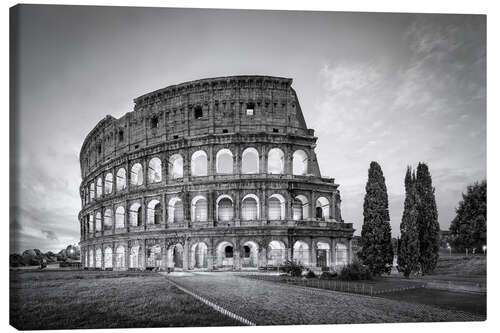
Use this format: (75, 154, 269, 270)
(415, 162, 440, 274)
(359, 161, 394, 275)
(398, 167, 420, 277)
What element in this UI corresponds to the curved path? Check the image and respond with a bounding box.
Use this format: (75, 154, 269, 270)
(165, 272, 484, 325)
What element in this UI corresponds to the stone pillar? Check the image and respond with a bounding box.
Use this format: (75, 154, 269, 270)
(310, 239, 317, 268)
(234, 190, 241, 227)
(141, 196, 146, 230)
(261, 146, 268, 174)
(112, 204, 116, 234)
(161, 242, 167, 271)
(101, 244, 105, 270)
(183, 241, 189, 270)
(348, 238, 353, 264)
(125, 244, 130, 270)
(309, 190, 315, 219)
(207, 241, 215, 270)
(142, 239, 147, 270)
(259, 243, 267, 268)
(284, 146, 292, 175)
(162, 193, 167, 228)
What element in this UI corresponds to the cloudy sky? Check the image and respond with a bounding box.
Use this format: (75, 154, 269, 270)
(11, 5, 486, 253)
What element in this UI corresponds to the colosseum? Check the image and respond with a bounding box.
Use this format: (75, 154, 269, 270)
(79, 75, 355, 272)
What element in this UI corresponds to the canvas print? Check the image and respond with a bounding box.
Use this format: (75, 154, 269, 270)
(9, 4, 486, 329)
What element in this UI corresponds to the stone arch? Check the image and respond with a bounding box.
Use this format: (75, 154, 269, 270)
(148, 157, 162, 183)
(168, 197, 184, 223)
(147, 199, 162, 224)
(130, 163, 144, 186)
(129, 245, 141, 269)
(293, 195, 309, 220)
(216, 148, 233, 174)
(94, 212, 101, 232)
(191, 195, 208, 222)
(315, 196, 330, 220)
(293, 240, 310, 266)
(292, 149, 308, 175)
(115, 245, 125, 269)
(167, 243, 184, 269)
(96, 177, 103, 198)
(241, 194, 259, 221)
(267, 148, 284, 174)
(129, 202, 142, 226)
(104, 247, 113, 268)
(89, 182, 95, 200)
(116, 167, 126, 191)
(95, 248, 102, 268)
(267, 240, 286, 266)
(147, 244, 162, 269)
(89, 248, 94, 268)
(268, 193, 286, 220)
(104, 172, 113, 194)
(216, 240, 234, 268)
(103, 208, 112, 230)
(241, 147, 259, 174)
(191, 150, 208, 176)
(241, 240, 259, 268)
(169, 154, 184, 179)
(115, 206, 125, 228)
(316, 241, 331, 268)
(190, 242, 208, 269)
(216, 194, 234, 222)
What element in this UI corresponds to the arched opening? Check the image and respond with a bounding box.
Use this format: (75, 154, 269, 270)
(89, 249, 94, 268)
(216, 241, 234, 268)
(316, 242, 331, 268)
(147, 199, 162, 225)
(168, 198, 184, 223)
(292, 150, 308, 175)
(103, 209, 112, 230)
(89, 182, 95, 201)
(336, 243, 348, 267)
(104, 247, 113, 269)
(115, 246, 125, 269)
(129, 203, 141, 227)
(241, 147, 259, 174)
(267, 240, 286, 266)
(241, 194, 259, 221)
(293, 195, 309, 220)
(191, 196, 208, 222)
(147, 244, 162, 269)
(96, 177, 103, 198)
(191, 150, 208, 176)
(116, 168, 126, 191)
(268, 194, 285, 220)
(168, 244, 183, 269)
(190, 242, 208, 269)
(104, 172, 113, 194)
(89, 214, 96, 233)
(216, 149, 233, 174)
(241, 241, 259, 268)
(148, 157, 162, 183)
(217, 195, 234, 222)
(95, 248, 102, 269)
(315, 197, 330, 220)
(293, 241, 310, 266)
(94, 212, 101, 232)
(115, 206, 125, 228)
(169, 154, 183, 179)
(267, 148, 284, 174)
(130, 163, 144, 186)
(129, 245, 141, 269)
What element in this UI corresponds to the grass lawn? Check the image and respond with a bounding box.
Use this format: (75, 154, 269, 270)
(10, 270, 240, 330)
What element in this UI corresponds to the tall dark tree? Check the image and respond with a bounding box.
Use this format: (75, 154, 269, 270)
(359, 161, 394, 275)
(398, 167, 420, 277)
(449, 181, 487, 252)
(415, 163, 440, 274)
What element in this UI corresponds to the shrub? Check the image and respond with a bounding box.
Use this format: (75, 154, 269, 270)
(339, 261, 372, 281)
(305, 270, 316, 278)
(320, 271, 337, 280)
(280, 260, 305, 277)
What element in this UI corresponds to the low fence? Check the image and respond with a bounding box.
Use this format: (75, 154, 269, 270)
(241, 273, 425, 297)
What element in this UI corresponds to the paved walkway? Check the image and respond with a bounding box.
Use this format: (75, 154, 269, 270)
(164, 272, 484, 325)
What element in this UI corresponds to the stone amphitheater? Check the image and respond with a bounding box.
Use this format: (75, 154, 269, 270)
(79, 75, 354, 271)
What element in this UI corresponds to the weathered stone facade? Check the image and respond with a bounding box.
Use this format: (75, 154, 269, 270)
(79, 75, 355, 271)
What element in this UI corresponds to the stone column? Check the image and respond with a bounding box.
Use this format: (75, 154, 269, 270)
(207, 240, 214, 270)
(141, 196, 146, 230)
(142, 239, 147, 270)
(162, 193, 167, 228)
(161, 242, 167, 271)
(310, 239, 317, 268)
(125, 244, 130, 270)
(183, 241, 189, 270)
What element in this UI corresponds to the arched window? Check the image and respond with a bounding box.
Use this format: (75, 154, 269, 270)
(241, 147, 259, 174)
(217, 195, 234, 222)
(104, 172, 113, 194)
(267, 240, 286, 266)
(115, 206, 125, 228)
(96, 177, 103, 198)
(241, 194, 259, 221)
(89, 182, 95, 200)
(315, 197, 330, 220)
(89, 214, 95, 233)
(95, 248, 102, 268)
(131, 163, 144, 186)
(129, 245, 140, 269)
(293, 195, 309, 220)
(95, 212, 101, 231)
(129, 203, 141, 226)
(191, 196, 208, 222)
(88, 249, 94, 268)
(148, 157, 162, 183)
(169, 154, 183, 179)
(168, 198, 184, 223)
(317, 242, 331, 267)
(104, 247, 113, 268)
(336, 243, 348, 266)
(116, 168, 126, 191)
(293, 150, 308, 175)
(115, 246, 125, 268)
(191, 150, 208, 176)
(216, 149, 233, 174)
(293, 241, 310, 266)
(104, 208, 112, 230)
(267, 148, 284, 174)
(147, 199, 162, 224)
(268, 194, 285, 220)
